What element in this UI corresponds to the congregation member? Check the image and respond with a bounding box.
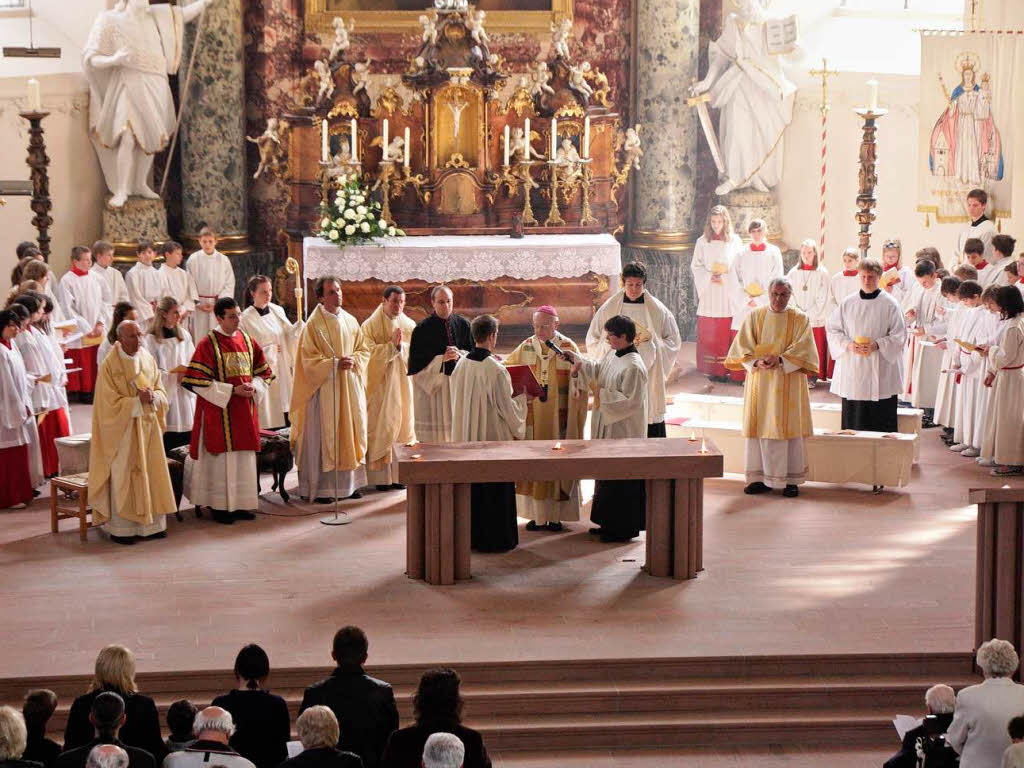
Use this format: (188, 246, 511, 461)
(123, 242, 162, 325)
(979, 286, 1024, 476)
(948, 281, 985, 455)
(360, 285, 416, 491)
(729, 219, 783, 383)
(786, 239, 830, 384)
(957, 188, 996, 265)
(89, 241, 129, 327)
(964, 238, 996, 286)
(450, 314, 528, 553)
(158, 242, 198, 326)
(691, 204, 743, 381)
(504, 306, 587, 531)
(725, 277, 819, 498)
(84, 746, 129, 768)
(299, 626, 399, 768)
(277, 707, 363, 768)
(144, 297, 196, 452)
(989, 234, 1017, 287)
(164, 701, 197, 753)
(421, 735, 465, 768)
(586, 262, 680, 436)
(901, 259, 944, 425)
(0, 706, 35, 768)
(21, 690, 59, 768)
(882, 684, 957, 768)
(97, 303, 138, 368)
(241, 275, 302, 430)
(407, 286, 472, 443)
(59, 692, 158, 768)
(210, 644, 290, 768)
(0, 308, 41, 510)
(58, 245, 106, 400)
(163, 708, 255, 768)
(947, 638, 1024, 768)
(381, 669, 491, 768)
(880, 239, 914, 307)
(182, 298, 273, 524)
(290, 277, 369, 503)
(88, 320, 176, 544)
(568, 315, 648, 542)
(186, 227, 235, 340)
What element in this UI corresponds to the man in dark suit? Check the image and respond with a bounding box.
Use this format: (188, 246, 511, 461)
(299, 627, 398, 768)
(883, 684, 957, 768)
(55, 693, 155, 768)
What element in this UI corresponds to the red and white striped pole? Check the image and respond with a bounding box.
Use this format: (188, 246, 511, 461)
(809, 59, 839, 253)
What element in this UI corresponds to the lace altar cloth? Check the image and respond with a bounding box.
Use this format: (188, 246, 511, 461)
(303, 234, 622, 285)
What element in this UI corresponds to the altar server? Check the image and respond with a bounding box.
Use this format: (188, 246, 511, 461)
(826, 258, 907, 440)
(124, 241, 163, 325)
(730, 218, 783, 333)
(21, 247, 65, 326)
(361, 285, 416, 491)
(186, 227, 235, 341)
(0, 308, 40, 509)
(901, 259, 944, 423)
(880, 238, 914, 308)
(933, 277, 964, 442)
(183, 298, 274, 524)
(691, 204, 743, 380)
(586, 262, 680, 436)
(787, 239, 830, 383)
(948, 281, 984, 453)
(88, 320, 176, 544)
(956, 188, 996, 265)
(97, 302, 138, 369)
(34, 293, 73, 435)
(505, 305, 587, 530)
(241, 275, 302, 430)
(290, 277, 369, 504)
(725, 277, 818, 498)
(963, 286, 1003, 461)
(450, 314, 527, 552)
(987, 234, 1016, 288)
(964, 238, 997, 287)
(407, 286, 472, 443)
(826, 247, 861, 378)
(159, 241, 198, 326)
(569, 315, 648, 542)
(58, 245, 106, 399)
(89, 240, 128, 327)
(144, 297, 196, 453)
(980, 286, 1024, 475)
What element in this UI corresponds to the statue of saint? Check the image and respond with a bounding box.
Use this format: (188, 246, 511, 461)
(83, 0, 212, 208)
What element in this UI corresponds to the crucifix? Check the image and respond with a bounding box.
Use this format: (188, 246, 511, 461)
(448, 93, 470, 143)
(0, 111, 53, 260)
(808, 58, 839, 252)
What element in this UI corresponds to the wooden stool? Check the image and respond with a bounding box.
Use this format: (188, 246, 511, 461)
(50, 474, 92, 542)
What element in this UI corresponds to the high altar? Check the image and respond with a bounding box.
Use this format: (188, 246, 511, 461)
(276, 4, 641, 329)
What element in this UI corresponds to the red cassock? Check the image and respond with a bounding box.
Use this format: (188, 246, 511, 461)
(182, 330, 273, 459)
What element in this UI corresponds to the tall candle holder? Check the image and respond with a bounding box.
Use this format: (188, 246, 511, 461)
(853, 107, 887, 258)
(579, 158, 597, 227)
(517, 160, 538, 226)
(19, 111, 52, 260)
(378, 158, 395, 227)
(545, 159, 565, 227)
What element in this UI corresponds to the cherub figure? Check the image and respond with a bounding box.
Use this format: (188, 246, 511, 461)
(623, 125, 643, 169)
(551, 18, 572, 60)
(530, 61, 555, 97)
(352, 59, 370, 97)
(468, 9, 489, 47)
(246, 117, 288, 180)
(556, 137, 582, 182)
(384, 135, 405, 163)
(569, 61, 594, 98)
(314, 59, 334, 104)
(419, 13, 438, 46)
(329, 17, 354, 62)
(510, 126, 543, 162)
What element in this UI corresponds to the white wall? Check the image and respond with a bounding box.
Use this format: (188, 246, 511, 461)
(0, 0, 105, 78)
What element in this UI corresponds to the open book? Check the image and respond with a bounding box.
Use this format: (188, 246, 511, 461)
(763, 14, 799, 55)
(506, 365, 546, 399)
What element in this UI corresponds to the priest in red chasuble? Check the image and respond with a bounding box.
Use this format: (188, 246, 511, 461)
(182, 297, 274, 524)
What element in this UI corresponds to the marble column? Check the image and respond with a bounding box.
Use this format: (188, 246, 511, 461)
(179, 0, 250, 259)
(623, 0, 702, 338)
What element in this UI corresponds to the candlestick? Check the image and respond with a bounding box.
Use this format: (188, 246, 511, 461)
(579, 158, 597, 227)
(350, 118, 357, 162)
(550, 117, 557, 159)
(26, 78, 41, 112)
(382, 118, 389, 161)
(853, 107, 888, 258)
(545, 161, 565, 227)
(583, 116, 590, 160)
(503, 124, 510, 167)
(404, 126, 410, 168)
(524, 118, 530, 158)
(18, 110, 52, 259)
(518, 160, 537, 226)
(321, 119, 329, 163)
(867, 79, 879, 110)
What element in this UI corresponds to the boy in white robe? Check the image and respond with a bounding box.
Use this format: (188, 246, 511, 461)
(963, 237, 998, 288)
(956, 188, 996, 265)
(186, 226, 235, 340)
(124, 241, 164, 326)
(934, 277, 964, 444)
(948, 282, 985, 453)
(89, 240, 129, 328)
(57, 245, 106, 400)
(964, 287, 1002, 462)
(986, 234, 1017, 288)
(730, 218, 783, 333)
(159, 241, 198, 328)
(980, 286, 1024, 475)
(902, 260, 944, 423)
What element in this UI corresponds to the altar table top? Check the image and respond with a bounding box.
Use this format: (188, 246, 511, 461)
(303, 233, 622, 284)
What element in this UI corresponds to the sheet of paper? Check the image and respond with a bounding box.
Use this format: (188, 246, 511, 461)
(62, 333, 84, 346)
(286, 741, 303, 758)
(894, 714, 921, 741)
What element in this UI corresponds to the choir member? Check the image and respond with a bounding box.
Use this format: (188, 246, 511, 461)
(586, 262, 680, 436)
(827, 247, 861, 379)
(360, 286, 415, 491)
(186, 227, 235, 341)
(953, 264, 978, 282)
(450, 314, 528, 552)
(97, 302, 138, 368)
(901, 259, 944, 425)
(144, 297, 196, 453)
(980, 286, 1024, 476)
(964, 286, 1002, 462)
(18, 258, 65, 325)
(58, 245, 106, 401)
(1005, 261, 1019, 286)
(916, 246, 945, 272)
(240, 276, 302, 430)
(880, 238, 914, 308)
(183, 298, 274, 524)
(159, 241, 198, 327)
(956, 188, 996, 265)
(787, 239, 830, 384)
(290, 278, 369, 504)
(34, 293, 74, 435)
(730, 218, 783, 333)
(504, 306, 587, 531)
(90, 240, 129, 328)
(407, 286, 472, 443)
(124, 241, 163, 325)
(1017, 249, 1024, 297)
(987, 234, 1016, 288)
(21, 244, 66, 325)
(568, 315, 648, 542)
(725, 277, 819, 498)
(691, 204, 743, 381)
(963, 237, 997, 287)
(88, 320, 176, 544)
(933, 277, 964, 441)
(0, 308, 40, 509)
(948, 281, 984, 454)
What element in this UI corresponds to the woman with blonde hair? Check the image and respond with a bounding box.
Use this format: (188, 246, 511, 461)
(19, 258, 66, 325)
(690, 204, 743, 381)
(240, 274, 302, 429)
(0, 705, 33, 768)
(787, 239, 831, 384)
(145, 296, 196, 452)
(63, 645, 167, 762)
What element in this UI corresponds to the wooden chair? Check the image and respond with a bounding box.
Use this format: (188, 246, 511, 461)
(50, 473, 92, 542)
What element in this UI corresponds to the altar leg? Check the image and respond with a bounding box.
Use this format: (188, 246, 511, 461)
(644, 479, 673, 578)
(406, 483, 425, 580)
(644, 478, 704, 581)
(423, 483, 457, 586)
(454, 483, 472, 581)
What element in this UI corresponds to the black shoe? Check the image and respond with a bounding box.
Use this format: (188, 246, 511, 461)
(525, 521, 541, 531)
(546, 522, 564, 532)
(389, 483, 406, 490)
(32, 489, 41, 498)
(376, 485, 391, 492)
(314, 497, 334, 504)
(110, 535, 136, 545)
(744, 482, 771, 495)
(212, 509, 235, 524)
(347, 491, 363, 500)
(600, 531, 637, 543)
(782, 484, 799, 498)
(589, 527, 603, 535)
(142, 531, 167, 540)
(232, 511, 256, 521)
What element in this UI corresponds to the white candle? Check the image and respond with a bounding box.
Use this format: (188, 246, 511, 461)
(867, 79, 879, 110)
(350, 118, 357, 162)
(583, 116, 591, 159)
(321, 119, 329, 163)
(404, 126, 410, 168)
(503, 124, 510, 166)
(382, 118, 389, 161)
(550, 117, 557, 159)
(26, 78, 41, 112)
(524, 118, 530, 158)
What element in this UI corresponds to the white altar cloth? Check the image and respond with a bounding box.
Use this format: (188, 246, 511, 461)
(303, 234, 623, 285)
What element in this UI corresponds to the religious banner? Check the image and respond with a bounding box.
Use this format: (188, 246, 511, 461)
(917, 32, 1024, 223)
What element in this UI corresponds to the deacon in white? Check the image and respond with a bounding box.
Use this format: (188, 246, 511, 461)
(901, 260, 944, 410)
(158, 242, 198, 324)
(143, 297, 196, 451)
(89, 242, 129, 327)
(83, 0, 212, 208)
(730, 218, 783, 331)
(587, 261, 680, 436)
(956, 189, 997, 265)
(980, 287, 1024, 475)
(240, 276, 302, 430)
(123, 242, 163, 325)
(186, 229, 236, 341)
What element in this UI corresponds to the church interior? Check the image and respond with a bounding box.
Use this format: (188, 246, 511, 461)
(2, 0, 1024, 767)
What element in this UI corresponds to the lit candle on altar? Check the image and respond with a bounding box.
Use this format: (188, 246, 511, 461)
(350, 118, 358, 162)
(321, 119, 329, 163)
(699, 438, 708, 454)
(503, 124, 510, 166)
(26, 78, 41, 112)
(583, 116, 590, 159)
(867, 79, 879, 110)
(382, 118, 389, 162)
(552, 442, 563, 451)
(523, 118, 530, 157)
(550, 117, 557, 159)
(404, 126, 410, 168)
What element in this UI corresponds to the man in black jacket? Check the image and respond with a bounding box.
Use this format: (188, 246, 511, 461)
(883, 684, 957, 768)
(55, 694, 155, 768)
(299, 627, 398, 768)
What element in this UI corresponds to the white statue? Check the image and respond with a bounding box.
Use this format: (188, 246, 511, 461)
(569, 61, 594, 97)
(510, 127, 541, 163)
(530, 61, 555, 97)
(383, 135, 404, 163)
(623, 125, 643, 169)
(468, 10, 489, 47)
(419, 13, 438, 47)
(247, 117, 287, 180)
(329, 17, 354, 61)
(314, 59, 334, 104)
(551, 18, 572, 60)
(556, 137, 582, 182)
(352, 60, 370, 97)
(83, 0, 213, 208)
(434, 0, 468, 9)
(689, 0, 796, 194)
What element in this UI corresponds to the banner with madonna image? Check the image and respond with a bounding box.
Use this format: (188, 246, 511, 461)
(917, 32, 1024, 224)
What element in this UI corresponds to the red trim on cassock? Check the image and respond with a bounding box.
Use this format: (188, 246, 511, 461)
(696, 316, 732, 377)
(66, 346, 98, 393)
(38, 408, 70, 477)
(0, 444, 33, 507)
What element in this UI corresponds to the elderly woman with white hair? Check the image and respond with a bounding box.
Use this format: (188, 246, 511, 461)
(276, 707, 362, 768)
(948, 638, 1024, 768)
(0, 706, 36, 768)
(422, 734, 465, 768)
(163, 708, 254, 768)
(883, 684, 957, 768)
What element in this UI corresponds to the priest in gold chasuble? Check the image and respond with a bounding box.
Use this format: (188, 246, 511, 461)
(725, 277, 819, 498)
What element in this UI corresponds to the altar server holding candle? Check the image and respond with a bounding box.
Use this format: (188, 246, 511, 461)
(787, 239, 830, 383)
(691, 204, 743, 380)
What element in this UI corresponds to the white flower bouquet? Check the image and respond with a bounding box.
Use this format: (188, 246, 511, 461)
(315, 174, 404, 246)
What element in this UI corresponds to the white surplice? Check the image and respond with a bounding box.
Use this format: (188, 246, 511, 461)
(450, 354, 527, 443)
(982, 316, 1024, 465)
(39, 325, 72, 432)
(124, 262, 164, 325)
(729, 243, 783, 330)
(185, 249, 235, 339)
(902, 281, 944, 407)
(983, 255, 1014, 288)
(826, 290, 907, 402)
(90, 263, 129, 327)
(143, 330, 196, 433)
(411, 354, 463, 443)
(828, 271, 860, 317)
(933, 303, 964, 428)
(58, 270, 106, 348)
(970, 312, 1003, 453)
(240, 304, 301, 429)
(586, 289, 680, 425)
(0, 342, 43, 487)
(787, 265, 831, 327)
(15, 326, 64, 415)
(957, 217, 996, 264)
(691, 234, 744, 318)
(574, 349, 648, 439)
(952, 306, 986, 445)
(159, 265, 199, 314)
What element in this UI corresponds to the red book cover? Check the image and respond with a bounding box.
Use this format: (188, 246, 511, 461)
(506, 364, 546, 398)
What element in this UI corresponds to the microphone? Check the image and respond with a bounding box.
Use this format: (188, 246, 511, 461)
(544, 339, 571, 360)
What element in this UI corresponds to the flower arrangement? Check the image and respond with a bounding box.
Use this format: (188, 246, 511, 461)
(315, 174, 404, 245)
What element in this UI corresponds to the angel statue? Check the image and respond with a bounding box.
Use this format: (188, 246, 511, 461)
(419, 13, 438, 46)
(623, 126, 643, 170)
(314, 59, 334, 104)
(511, 126, 543, 162)
(556, 137, 582, 183)
(352, 59, 370, 97)
(551, 18, 572, 60)
(434, 0, 468, 9)
(384, 135, 405, 163)
(530, 61, 555, 97)
(329, 17, 354, 61)
(468, 10, 489, 47)
(247, 117, 288, 180)
(569, 62, 594, 98)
